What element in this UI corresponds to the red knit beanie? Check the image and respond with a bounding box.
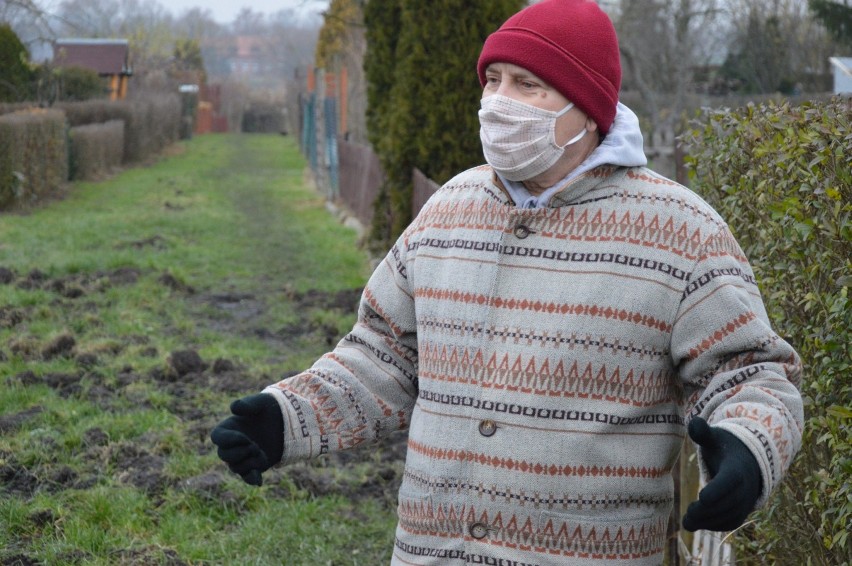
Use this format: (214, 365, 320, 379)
(477, 0, 621, 134)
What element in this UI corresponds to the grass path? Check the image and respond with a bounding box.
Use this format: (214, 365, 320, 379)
(0, 134, 400, 565)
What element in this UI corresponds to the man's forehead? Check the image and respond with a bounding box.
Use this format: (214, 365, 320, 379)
(484, 62, 541, 79)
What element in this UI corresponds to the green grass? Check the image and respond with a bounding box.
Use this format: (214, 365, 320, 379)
(0, 134, 398, 565)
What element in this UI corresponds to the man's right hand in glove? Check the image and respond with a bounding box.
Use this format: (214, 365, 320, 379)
(210, 393, 284, 486)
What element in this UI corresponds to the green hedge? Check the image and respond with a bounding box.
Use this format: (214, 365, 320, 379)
(0, 109, 68, 210)
(681, 98, 851, 565)
(69, 120, 125, 181)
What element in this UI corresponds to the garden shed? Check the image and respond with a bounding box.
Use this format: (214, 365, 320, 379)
(53, 38, 133, 100)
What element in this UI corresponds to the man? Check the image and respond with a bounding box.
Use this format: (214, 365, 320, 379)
(211, 1, 804, 564)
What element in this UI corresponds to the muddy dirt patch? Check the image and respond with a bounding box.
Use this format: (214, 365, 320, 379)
(115, 235, 168, 251)
(0, 407, 44, 434)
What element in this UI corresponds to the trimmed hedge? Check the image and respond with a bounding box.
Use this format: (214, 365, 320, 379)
(56, 99, 122, 127)
(69, 120, 125, 181)
(0, 95, 182, 210)
(56, 94, 181, 164)
(0, 102, 36, 117)
(119, 95, 181, 163)
(0, 109, 68, 209)
(681, 98, 851, 565)
(242, 101, 287, 134)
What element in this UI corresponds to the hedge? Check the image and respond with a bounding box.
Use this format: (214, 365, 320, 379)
(56, 94, 181, 164)
(681, 98, 851, 565)
(56, 99, 122, 127)
(0, 96, 182, 210)
(0, 108, 67, 209)
(69, 120, 125, 181)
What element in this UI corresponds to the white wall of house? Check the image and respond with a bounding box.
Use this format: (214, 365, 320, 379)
(831, 57, 852, 94)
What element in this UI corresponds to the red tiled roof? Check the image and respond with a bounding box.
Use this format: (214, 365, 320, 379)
(53, 39, 132, 76)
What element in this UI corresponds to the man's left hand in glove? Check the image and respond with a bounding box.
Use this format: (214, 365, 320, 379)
(682, 416, 763, 532)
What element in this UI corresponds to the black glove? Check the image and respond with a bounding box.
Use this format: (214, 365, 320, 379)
(210, 393, 284, 486)
(682, 416, 763, 532)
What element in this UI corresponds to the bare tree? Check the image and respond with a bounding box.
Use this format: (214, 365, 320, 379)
(1, 0, 59, 57)
(173, 8, 224, 42)
(614, 0, 724, 142)
(723, 0, 837, 93)
(231, 8, 267, 36)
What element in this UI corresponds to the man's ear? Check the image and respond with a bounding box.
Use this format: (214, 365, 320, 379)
(585, 117, 599, 132)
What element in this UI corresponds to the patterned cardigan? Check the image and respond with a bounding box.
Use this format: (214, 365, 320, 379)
(263, 164, 804, 565)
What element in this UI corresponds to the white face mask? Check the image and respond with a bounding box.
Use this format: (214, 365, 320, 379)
(479, 94, 587, 181)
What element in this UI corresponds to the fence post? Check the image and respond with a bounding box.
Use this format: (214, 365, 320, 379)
(675, 138, 688, 186)
(302, 68, 318, 174)
(324, 71, 339, 200)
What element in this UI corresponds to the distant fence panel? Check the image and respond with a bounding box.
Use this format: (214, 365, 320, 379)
(338, 138, 384, 227)
(412, 168, 440, 217)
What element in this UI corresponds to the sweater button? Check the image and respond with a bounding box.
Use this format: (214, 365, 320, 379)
(469, 522, 488, 539)
(513, 224, 531, 239)
(478, 419, 497, 437)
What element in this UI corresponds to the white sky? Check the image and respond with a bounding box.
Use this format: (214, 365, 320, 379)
(164, 0, 328, 24)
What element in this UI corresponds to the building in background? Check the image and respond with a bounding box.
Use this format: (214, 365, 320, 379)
(53, 39, 133, 100)
(830, 57, 852, 95)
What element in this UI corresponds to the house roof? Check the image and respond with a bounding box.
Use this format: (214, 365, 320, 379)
(830, 57, 852, 78)
(53, 39, 132, 75)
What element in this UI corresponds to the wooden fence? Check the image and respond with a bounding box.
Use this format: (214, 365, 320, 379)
(412, 167, 441, 216)
(338, 139, 386, 227)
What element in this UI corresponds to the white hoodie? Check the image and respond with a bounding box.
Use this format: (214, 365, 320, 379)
(498, 102, 648, 209)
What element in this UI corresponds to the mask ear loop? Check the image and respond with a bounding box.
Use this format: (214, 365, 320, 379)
(557, 127, 587, 148)
(554, 102, 587, 148)
(555, 102, 574, 117)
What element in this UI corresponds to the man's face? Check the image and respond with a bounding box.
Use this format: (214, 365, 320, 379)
(481, 62, 594, 146)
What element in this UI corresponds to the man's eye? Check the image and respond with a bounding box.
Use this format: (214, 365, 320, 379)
(520, 81, 536, 89)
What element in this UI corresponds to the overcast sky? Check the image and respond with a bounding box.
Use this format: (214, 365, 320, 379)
(164, 0, 328, 24)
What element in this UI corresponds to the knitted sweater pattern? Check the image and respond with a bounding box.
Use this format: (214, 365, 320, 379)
(264, 164, 804, 566)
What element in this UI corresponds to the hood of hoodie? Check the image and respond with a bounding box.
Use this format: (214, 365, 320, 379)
(498, 102, 647, 208)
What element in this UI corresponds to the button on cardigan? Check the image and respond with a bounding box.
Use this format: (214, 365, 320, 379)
(264, 164, 804, 565)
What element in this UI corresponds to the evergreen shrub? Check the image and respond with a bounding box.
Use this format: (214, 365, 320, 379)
(0, 24, 33, 103)
(242, 101, 286, 134)
(0, 108, 68, 209)
(69, 120, 124, 181)
(681, 98, 851, 566)
(363, 0, 525, 249)
(56, 66, 107, 101)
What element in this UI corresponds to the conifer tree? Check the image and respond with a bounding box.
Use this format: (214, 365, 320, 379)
(315, 0, 361, 70)
(0, 23, 34, 102)
(364, 0, 402, 150)
(810, 0, 852, 48)
(364, 0, 524, 247)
